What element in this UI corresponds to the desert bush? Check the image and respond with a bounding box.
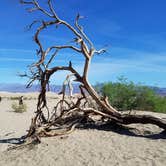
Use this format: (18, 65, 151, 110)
(10, 97, 19, 100)
(97, 76, 166, 113)
(100, 76, 137, 111)
(23, 97, 36, 100)
(153, 96, 166, 113)
(11, 102, 27, 113)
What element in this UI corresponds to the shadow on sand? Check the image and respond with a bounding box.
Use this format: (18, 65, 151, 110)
(0, 135, 26, 145)
(0, 123, 165, 146)
(79, 122, 166, 140)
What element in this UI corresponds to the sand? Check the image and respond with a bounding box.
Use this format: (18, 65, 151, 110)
(0, 92, 166, 166)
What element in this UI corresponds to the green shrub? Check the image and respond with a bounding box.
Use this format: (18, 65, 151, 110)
(12, 102, 27, 113)
(10, 97, 19, 100)
(101, 77, 137, 111)
(153, 96, 166, 113)
(97, 76, 166, 113)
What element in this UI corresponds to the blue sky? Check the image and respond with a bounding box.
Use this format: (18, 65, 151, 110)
(0, 0, 166, 87)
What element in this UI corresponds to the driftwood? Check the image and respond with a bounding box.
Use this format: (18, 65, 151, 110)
(19, 0, 166, 143)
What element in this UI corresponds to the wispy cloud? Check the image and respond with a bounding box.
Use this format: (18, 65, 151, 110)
(0, 57, 34, 62)
(80, 47, 166, 85)
(0, 45, 165, 86)
(0, 48, 34, 54)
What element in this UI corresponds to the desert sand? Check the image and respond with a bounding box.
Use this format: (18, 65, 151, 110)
(0, 92, 166, 166)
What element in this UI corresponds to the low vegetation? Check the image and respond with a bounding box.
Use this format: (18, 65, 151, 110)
(9, 97, 36, 100)
(11, 102, 27, 113)
(95, 76, 166, 113)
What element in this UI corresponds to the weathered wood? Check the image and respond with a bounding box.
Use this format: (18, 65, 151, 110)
(120, 114, 166, 130)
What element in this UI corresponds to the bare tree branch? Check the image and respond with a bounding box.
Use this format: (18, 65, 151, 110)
(48, 45, 82, 53)
(33, 0, 53, 17)
(20, 0, 34, 5)
(46, 49, 59, 68)
(25, 20, 41, 31)
(75, 14, 94, 49)
(48, 0, 60, 19)
(94, 48, 106, 55)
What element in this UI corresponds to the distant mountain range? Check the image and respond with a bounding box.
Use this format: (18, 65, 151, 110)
(0, 83, 80, 94)
(0, 83, 166, 96)
(153, 87, 166, 97)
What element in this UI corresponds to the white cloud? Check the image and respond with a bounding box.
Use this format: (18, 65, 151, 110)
(0, 45, 165, 86)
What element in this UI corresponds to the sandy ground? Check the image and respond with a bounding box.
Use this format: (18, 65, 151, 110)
(0, 92, 166, 166)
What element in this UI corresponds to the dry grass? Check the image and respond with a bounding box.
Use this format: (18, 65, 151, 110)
(11, 102, 27, 113)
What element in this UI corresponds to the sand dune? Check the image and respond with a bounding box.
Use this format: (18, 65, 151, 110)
(0, 92, 166, 166)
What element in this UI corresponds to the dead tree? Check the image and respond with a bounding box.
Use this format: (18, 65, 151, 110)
(19, 0, 166, 141)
